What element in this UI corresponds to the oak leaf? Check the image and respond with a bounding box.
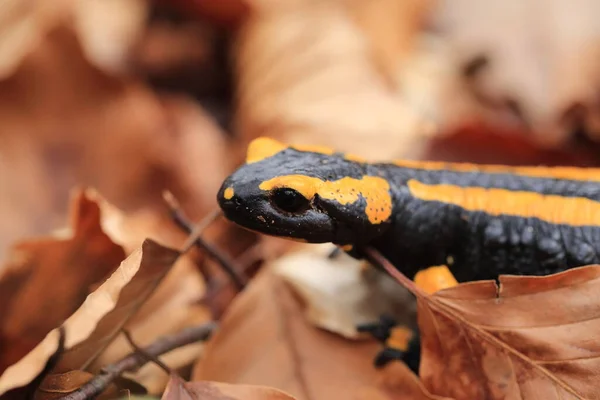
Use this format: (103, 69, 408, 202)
(0, 190, 126, 373)
(403, 263, 600, 399)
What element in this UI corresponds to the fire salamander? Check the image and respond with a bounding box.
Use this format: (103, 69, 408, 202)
(217, 136, 600, 368)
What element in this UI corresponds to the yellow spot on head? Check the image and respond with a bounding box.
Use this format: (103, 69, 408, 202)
(259, 174, 392, 224)
(223, 187, 235, 200)
(340, 244, 353, 251)
(246, 137, 288, 164)
(408, 179, 600, 226)
(414, 265, 458, 294)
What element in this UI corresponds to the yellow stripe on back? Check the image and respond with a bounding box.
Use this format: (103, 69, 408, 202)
(246, 137, 367, 164)
(407, 179, 600, 226)
(247, 137, 600, 183)
(394, 160, 600, 182)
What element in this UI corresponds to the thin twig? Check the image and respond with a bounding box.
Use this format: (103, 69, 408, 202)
(363, 247, 427, 298)
(59, 322, 217, 400)
(180, 208, 223, 253)
(163, 192, 248, 289)
(122, 329, 173, 375)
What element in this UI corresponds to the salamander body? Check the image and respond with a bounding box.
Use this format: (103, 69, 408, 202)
(218, 137, 600, 282)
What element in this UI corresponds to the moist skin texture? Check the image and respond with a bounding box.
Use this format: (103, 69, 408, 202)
(218, 138, 600, 282)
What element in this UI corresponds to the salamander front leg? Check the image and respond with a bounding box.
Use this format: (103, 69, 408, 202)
(357, 316, 420, 372)
(358, 265, 458, 372)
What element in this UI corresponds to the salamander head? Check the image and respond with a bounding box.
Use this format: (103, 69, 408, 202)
(217, 137, 393, 245)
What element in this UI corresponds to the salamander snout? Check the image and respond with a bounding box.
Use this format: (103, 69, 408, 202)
(217, 181, 243, 217)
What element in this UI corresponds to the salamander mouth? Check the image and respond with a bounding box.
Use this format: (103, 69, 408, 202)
(237, 214, 335, 243)
(219, 199, 335, 243)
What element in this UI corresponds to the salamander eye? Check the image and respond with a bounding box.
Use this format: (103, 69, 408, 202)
(270, 188, 310, 213)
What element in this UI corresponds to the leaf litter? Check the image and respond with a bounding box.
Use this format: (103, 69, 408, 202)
(0, 191, 126, 373)
(369, 248, 600, 399)
(0, 221, 180, 395)
(3, 0, 600, 399)
(193, 267, 416, 400)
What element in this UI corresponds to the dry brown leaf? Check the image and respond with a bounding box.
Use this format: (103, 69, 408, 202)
(87, 192, 211, 394)
(411, 264, 600, 399)
(163, 375, 297, 400)
(234, 0, 447, 161)
(0, 238, 180, 395)
(0, 190, 126, 373)
(34, 370, 146, 399)
(370, 363, 453, 400)
(193, 268, 428, 400)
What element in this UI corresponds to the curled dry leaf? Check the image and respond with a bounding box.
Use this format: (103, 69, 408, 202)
(162, 375, 296, 400)
(234, 0, 448, 161)
(413, 264, 600, 399)
(0, 238, 180, 395)
(0, 190, 126, 373)
(273, 244, 414, 339)
(89, 191, 211, 395)
(193, 268, 430, 400)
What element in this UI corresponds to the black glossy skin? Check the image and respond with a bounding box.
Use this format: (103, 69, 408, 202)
(218, 148, 600, 282)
